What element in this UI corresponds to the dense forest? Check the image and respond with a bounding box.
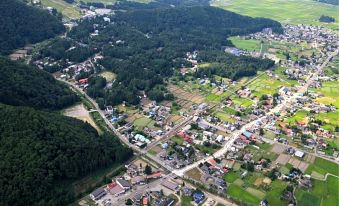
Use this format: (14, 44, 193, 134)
(39, 6, 281, 106)
(0, 0, 65, 54)
(319, 15, 335, 22)
(0, 104, 133, 206)
(314, 0, 339, 5)
(0, 57, 78, 110)
(194, 51, 275, 80)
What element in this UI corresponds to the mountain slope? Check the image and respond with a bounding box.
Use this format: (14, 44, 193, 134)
(0, 0, 65, 54)
(0, 57, 78, 110)
(0, 104, 132, 206)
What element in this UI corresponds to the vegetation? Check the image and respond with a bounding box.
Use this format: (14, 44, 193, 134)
(211, 0, 339, 29)
(314, 0, 339, 5)
(42, 5, 282, 106)
(0, 57, 79, 110)
(0, 104, 132, 206)
(0, 0, 65, 54)
(319, 15, 335, 22)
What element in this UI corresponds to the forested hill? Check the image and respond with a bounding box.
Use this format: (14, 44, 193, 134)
(0, 0, 65, 54)
(0, 104, 133, 206)
(63, 6, 281, 105)
(0, 57, 78, 110)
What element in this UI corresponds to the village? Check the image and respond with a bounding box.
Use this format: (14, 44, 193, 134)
(16, 3, 338, 206)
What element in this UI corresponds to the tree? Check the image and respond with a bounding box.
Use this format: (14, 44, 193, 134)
(125, 198, 133, 205)
(144, 164, 152, 175)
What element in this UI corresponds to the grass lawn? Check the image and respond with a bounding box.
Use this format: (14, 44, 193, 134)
(227, 184, 260, 205)
(228, 36, 261, 51)
(224, 171, 238, 183)
(246, 187, 265, 199)
(181, 196, 193, 206)
(171, 136, 184, 145)
(211, 0, 339, 29)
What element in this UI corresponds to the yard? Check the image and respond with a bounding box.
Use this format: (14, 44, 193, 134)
(98, 71, 116, 82)
(133, 116, 156, 130)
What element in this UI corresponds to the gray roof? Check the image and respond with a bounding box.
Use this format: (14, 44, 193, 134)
(91, 187, 106, 198)
(161, 179, 178, 191)
(117, 178, 131, 188)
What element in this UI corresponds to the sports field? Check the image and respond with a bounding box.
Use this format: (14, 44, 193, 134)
(211, 0, 339, 29)
(228, 36, 261, 51)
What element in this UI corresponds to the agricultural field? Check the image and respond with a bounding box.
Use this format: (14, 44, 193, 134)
(247, 73, 291, 98)
(41, 0, 81, 19)
(133, 116, 156, 130)
(284, 110, 309, 125)
(295, 176, 339, 206)
(305, 157, 339, 176)
(312, 81, 339, 108)
(211, 0, 339, 29)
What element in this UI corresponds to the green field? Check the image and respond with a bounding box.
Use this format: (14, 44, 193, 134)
(181, 196, 193, 206)
(296, 176, 339, 206)
(228, 36, 262, 51)
(312, 81, 339, 108)
(285, 110, 309, 125)
(228, 184, 261, 205)
(224, 171, 238, 183)
(133, 117, 155, 129)
(306, 157, 339, 176)
(214, 111, 236, 123)
(211, 0, 339, 29)
(265, 180, 288, 206)
(248, 73, 291, 98)
(41, 0, 81, 19)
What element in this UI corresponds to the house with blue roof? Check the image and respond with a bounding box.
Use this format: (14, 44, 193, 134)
(243, 131, 253, 139)
(192, 191, 205, 204)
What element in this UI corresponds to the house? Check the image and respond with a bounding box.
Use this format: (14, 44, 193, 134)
(161, 179, 179, 191)
(193, 191, 205, 204)
(294, 150, 305, 158)
(147, 171, 162, 179)
(131, 176, 146, 185)
(116, 178, 131, 190)
(108, 184, 125, 196)
(90, 187, 106, 200)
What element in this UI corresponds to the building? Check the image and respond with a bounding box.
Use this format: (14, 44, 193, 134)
(161, 179, 179, 191)
(193, 191, 205, 204)
(90, 187, 106, 200)
(294, 150, 305, 158)
(116, 178, 131, 190)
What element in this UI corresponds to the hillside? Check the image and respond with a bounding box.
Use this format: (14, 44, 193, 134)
(0, 104, 133, 206)
(45, 6, 281, 106)
(0, 0, 65, 54)
(0, 57, 78, 110)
